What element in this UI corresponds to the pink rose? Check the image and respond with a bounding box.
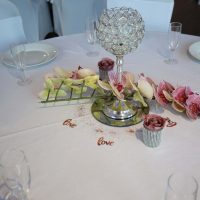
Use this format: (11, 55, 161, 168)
(185, 94, 200, 120)
(98, 58, 114, 71)
(143, 114, 166, 131)
(154, 81, 175, 106)
(172, 86, 193, 105)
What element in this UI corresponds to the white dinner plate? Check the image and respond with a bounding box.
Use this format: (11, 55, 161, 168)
(188, 41, 200, 61)
(2, 43, 57, 68)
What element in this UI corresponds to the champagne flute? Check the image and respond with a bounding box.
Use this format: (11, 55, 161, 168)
(165, 172, 198, 200)
(165, 22, 182, 64)
(0, 149, 31, 200)
(10, 43, 32, 86)
(85, 18, 99, 57)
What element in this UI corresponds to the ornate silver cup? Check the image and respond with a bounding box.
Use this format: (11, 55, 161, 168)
(96, 7, 145, 120)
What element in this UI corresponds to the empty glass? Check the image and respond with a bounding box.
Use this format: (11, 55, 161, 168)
(165, 172, 198, 200)
(10, 43, 32, 86)
(0, 149, 31, 200)
(165, 22, 182, 64)
(85, 18, 99, 57)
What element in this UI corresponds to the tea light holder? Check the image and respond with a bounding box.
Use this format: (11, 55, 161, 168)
(142, 114, 166, 147)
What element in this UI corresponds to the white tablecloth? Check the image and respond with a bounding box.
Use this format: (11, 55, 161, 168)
(0, 32, 200, 200)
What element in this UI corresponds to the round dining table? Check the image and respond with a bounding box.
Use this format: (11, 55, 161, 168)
(0, 31, 200, 200)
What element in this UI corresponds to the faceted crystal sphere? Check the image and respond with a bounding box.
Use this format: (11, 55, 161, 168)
(96, 7, 145, 55)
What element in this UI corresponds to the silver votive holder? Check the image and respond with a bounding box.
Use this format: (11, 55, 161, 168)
(142, 126, 163, 148)
(99, 68, 113, 81)
(98, 58, 114, 82)
(142, 114, 166, 148)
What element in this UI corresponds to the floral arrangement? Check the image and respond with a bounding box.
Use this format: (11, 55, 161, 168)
(39, 66, 101, 102)
(39, 58, 200, 120)
(153, 81, 200, 120)
(98, 71, 200, 120)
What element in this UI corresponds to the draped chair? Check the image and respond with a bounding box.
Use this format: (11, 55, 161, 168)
(31, 0, 54, 40)
(0, 0, 26, 52)
(52, 0, 107, 36)
(9, 0, 53, 41)
(8, 0, 38, 42)
(107, 0, 174, 32)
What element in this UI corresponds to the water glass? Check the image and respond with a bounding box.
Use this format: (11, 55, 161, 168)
(0, 149, 31, 200)
(85, 18, 99, 57)
(165, 172, 198, 200)
(10, 43, 32, 86)
(165, 22, 182, 64)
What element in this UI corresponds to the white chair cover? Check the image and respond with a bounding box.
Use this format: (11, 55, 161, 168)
(107, 0, 174, 32)
(9, 0, 53, 41)
(53, 0, 107, 35)
(9, 0, 39, 42)
(0, 0, 18, 19)
(31, 0, 54, 40)
(0, 0, 26, 52)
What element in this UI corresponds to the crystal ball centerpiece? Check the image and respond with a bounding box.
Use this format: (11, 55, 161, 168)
(95, 7, 145, 123)
(96, 7, 145, 57)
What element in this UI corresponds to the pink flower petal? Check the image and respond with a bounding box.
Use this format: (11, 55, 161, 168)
(185, 94, 200, 119)
(143, 114, 166, 131)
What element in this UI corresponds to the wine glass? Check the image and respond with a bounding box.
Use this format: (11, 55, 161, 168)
(10, 43, 32, 86)
(165, 172, 198, 200)
(85, 18, 99, 57)
(165, 22, 182, 64)
(0, 149, 31, 200)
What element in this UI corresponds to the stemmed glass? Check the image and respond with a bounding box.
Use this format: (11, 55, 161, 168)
(165, 22, 182, 64)
(85, 18, 99, 57)
(0, 149, 31, 200)
(10, 43, 32, 86)
(165, 172, 198, 200)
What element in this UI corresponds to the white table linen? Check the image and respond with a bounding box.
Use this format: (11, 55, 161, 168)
(0, 32, 200, 200)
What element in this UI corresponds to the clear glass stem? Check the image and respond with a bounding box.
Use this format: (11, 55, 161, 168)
(116, 55, 123, 83)
(169, 49, 175, 61)
(17, 68, 31, 86)
(165, 49, 178, 64)
(20, 68, 26, 82)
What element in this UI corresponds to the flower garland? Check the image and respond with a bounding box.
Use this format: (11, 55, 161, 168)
(39, 59, 200, 120)
(98, 71, 200, 120)
(154, 82, 200, 120)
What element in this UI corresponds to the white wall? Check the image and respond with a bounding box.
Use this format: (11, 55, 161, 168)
(107, 0, 174, 32)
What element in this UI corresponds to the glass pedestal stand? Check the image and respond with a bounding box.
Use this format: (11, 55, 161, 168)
(91, 98, 149, 127)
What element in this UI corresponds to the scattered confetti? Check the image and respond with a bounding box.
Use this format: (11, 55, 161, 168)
(126, 128, 135, 133)
(63, 119, 77, 128)
(95, 128, 104, 133)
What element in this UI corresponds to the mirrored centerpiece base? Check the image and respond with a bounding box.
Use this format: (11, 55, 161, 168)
(91, 98, 149, 127)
